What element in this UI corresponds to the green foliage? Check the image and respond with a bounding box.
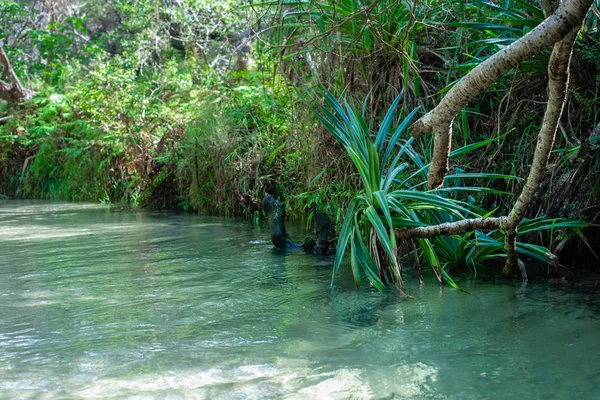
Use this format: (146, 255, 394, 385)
(0, 0, 598, 285)
(314, 90, 463, 291)
(439, 0, 545, 69)
(0, 1, 28, 40)
(252, 0, 432, 111)
(315, 91, 588, 291)
(0, 42, 338, 215)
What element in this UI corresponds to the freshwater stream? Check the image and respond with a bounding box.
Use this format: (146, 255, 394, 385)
(0, 201, 599, 399)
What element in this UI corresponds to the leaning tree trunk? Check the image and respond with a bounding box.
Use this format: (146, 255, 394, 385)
(502, 0, 580, 278)
(410, 0, 593, 190)
(502, 30, 579, 278)
(394, 0, 593, 280)
(0, 44, 35, 104)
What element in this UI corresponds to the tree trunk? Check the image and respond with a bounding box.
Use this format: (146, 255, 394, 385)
(0, 44, 35, 105)
(502, 1, 581, 278)
(410, 0, 593, 189)
(388, 0, 594, 280)
(395, 217, 507, 240)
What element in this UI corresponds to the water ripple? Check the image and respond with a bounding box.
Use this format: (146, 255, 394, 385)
(1, 200, 599, 399)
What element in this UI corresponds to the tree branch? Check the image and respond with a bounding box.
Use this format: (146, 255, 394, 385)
(411, 0, 594, 189)
(0, 43, 35, 104)
(0, 79, 10, 92)
(502, 26, 580, 278)
(0, 44, 25, 91)
(395, 217, 507, 240)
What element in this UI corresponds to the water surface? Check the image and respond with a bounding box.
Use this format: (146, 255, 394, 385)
(0, 200, 599, 399)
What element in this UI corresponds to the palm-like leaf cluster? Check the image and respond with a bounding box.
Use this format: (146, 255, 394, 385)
(313, 90, 587, 292)
(314, 90, 481, 292)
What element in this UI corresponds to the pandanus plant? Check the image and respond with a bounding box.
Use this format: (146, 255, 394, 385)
(313, 90, 588, 293)
(313, 90, 481, 293)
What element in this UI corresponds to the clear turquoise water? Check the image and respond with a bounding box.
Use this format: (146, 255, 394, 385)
(0, 200, 599, 399)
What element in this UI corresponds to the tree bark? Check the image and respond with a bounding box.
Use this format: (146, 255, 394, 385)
(0, 44, 35, 104)
(502, 21, 580, 278)
(391, 0, 593, 280)
(410, 0, 593, 189)
(395, 217, 507, 240)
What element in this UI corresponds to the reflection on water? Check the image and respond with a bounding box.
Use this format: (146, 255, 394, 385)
(0, 200, 599, 399)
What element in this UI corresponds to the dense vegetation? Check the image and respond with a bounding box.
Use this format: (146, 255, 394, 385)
(1, 0, 599, 288)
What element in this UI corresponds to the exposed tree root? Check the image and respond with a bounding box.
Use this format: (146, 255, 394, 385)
(393, 216, 558, 282)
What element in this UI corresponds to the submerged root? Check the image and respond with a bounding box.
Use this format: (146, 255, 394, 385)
(370, 228, 406, 292)
(398, 239, 424, 286)
(502, 228, 519, 278)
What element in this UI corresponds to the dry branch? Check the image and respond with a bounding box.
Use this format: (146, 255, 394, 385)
(0, 43, 35, 104)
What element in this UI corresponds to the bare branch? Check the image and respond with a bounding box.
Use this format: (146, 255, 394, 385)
(0, 44, 25, 91)
(0, 79, 10, 92)
(0, 43, 35, 104)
